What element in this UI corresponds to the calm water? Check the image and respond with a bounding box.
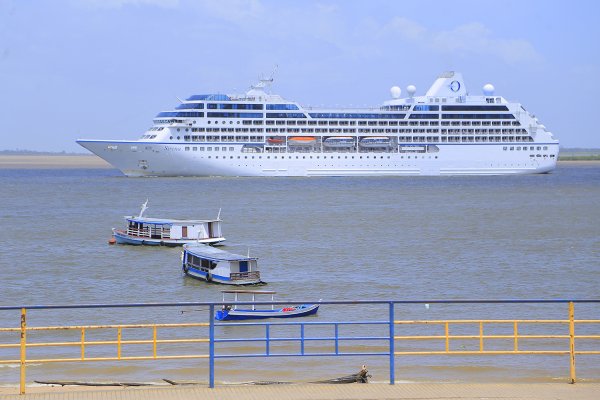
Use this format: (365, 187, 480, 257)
(0, 164, 599, 384)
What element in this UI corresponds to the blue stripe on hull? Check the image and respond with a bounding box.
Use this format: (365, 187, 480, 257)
(183, 266, 261, 286)
(216, 306, 319, 320)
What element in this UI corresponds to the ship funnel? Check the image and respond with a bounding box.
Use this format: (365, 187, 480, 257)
(425, 71, 467, 97)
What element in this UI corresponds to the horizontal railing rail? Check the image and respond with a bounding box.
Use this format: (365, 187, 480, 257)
(1, 299, 599, 395)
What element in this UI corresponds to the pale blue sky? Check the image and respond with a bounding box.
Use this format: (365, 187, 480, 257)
(1, 0, 598, 151)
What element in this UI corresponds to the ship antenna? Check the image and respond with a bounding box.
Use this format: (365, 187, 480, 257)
(138, 199, 149, 218)
(269, 64, 278, 81)
(247, 247, 250, 257)
(217, 207, 222, 220)
(176, 96, 183, 103)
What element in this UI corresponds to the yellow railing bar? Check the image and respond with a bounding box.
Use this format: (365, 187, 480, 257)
(1, 337, 210, 350)
(20, 338, 209, 348)
(395, 319, 571, 324)
(117, 327, 122, 360)
(153, 325, 157, 359)
(21, 354, 210, 363)
(514, 321, 518, 351)
(81, 328, 85, 360)
(444, 322, 449, 352)
(21, 322, 209, 330)
(479, 321, 484, 352)
(395, 350, 570, 355)
(394, 334, 570, 340)
(19, 308, 26, 395)
(569, 301, 576, 383)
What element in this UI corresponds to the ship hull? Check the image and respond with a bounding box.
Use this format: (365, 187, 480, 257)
(77, 140, 558, 177)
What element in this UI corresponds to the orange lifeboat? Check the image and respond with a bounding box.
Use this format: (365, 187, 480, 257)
(267, 137, 284, 144)
(288, 136, 316, 146)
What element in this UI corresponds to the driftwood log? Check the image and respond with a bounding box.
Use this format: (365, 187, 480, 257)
(34, 380, 158, 387)
(311, 365, 370, 384)
(36, 365, 370, 388)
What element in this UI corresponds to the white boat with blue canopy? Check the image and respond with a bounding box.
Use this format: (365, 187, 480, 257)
(215, 290, 319, 321)
(112, 200, 225, 246)
(182, 244, 262, 285)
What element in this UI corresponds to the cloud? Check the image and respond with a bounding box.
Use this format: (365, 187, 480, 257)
(191, 0, 264, 24)
(76, 0, 179, 9)
(383, 17, 542, 65)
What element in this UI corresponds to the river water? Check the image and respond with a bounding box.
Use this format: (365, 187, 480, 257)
(0, 164, 599, 384)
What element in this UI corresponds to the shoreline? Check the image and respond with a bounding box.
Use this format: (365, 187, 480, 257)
(0, 154, 598, 170)
(0, 155, 111, 169)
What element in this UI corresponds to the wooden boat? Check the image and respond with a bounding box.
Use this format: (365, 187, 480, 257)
(112, 200, 225, 246)
(215, 290, 319, 320)
(287, 136, 316, 146)
(182, 244, 262, 285)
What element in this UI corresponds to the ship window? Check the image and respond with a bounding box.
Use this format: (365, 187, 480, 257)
(229, 147, 234, 151)
(222, 147, 227, 151)
(185, 147, 190, 151)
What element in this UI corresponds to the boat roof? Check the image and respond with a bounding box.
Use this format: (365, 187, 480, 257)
(184, 244, 257, 261)
(221, 290, 276, 294)
(126, 216, 220, 225)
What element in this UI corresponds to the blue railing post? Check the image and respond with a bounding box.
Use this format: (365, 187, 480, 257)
(334, 323, 339, 354)
(300, 324, 305, 355)
(209, 304, 215, 388)
(389, 302, 395, 385)
(266, 324, 270, 356)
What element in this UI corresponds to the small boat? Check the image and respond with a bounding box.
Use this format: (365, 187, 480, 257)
(267, 136, 285, 145)
(287, 136, 316, 146)
(182, 244, 262, 285)
(112, 200, 225, 246)
(359, 136, 391, 148)
(323, 136, 355, 148)
(215, 290, 319, 320)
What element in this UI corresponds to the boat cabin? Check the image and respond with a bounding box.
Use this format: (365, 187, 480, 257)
(182, 244, 262, 285)
(112, 200, 225, 246)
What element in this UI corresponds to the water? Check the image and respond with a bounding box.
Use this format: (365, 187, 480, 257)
(0, 164, 599, 384)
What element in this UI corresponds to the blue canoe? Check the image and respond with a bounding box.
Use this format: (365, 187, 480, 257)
(215, 290, 320, 321)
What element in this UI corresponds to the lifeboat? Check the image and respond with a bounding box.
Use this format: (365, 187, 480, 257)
(323, 136, 355, 148)
(287, 136, 316, 146)
(267, 137, 285, 145)
(359, 136, 391, 148)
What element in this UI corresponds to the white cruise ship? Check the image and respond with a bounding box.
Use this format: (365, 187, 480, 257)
(77, 72, 559, 176)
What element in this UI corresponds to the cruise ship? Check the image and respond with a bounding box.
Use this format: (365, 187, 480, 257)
(77, 72, 559, 176)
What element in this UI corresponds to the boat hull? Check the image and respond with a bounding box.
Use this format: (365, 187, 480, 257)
(183, 265, 262, 286)
(112, 229, 224, 246)
(215, 304, 319, 320)
(78, 140, 559, 177)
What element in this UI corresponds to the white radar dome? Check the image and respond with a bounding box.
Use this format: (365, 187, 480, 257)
(390, 86, 401, 99)
(483, 83, 495, 96)
(406, 85, 416, 97)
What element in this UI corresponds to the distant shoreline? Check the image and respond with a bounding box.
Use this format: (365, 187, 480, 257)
(0, 154, 598, 170)
(0, 155, 111, 169)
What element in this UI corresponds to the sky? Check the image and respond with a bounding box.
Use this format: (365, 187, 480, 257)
(1, 0, 599, 152)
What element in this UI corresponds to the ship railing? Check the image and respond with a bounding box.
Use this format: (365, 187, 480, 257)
(230, 271, 260, 281)
(1, 299, 599, 394)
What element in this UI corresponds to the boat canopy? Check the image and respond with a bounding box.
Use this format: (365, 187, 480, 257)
(126, 216, 220, 225)
(185, 244, 257, 262)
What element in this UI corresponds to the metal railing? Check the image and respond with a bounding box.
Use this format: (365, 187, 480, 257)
(1, 300, 599, 395)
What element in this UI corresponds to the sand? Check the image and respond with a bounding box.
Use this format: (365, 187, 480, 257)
(1, 382, 599, 399)
(0, 155, 111, 169)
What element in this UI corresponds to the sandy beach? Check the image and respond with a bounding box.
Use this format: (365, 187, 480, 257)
(1, 382, 599, 399)
(0, 154, 598, 170)
(0, 155, 111, 169)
